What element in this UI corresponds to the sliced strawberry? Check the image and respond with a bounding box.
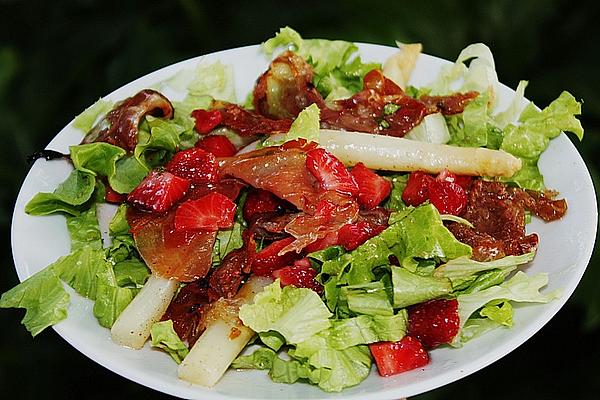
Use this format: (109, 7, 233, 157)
(402, 171, 434, 207)
(369, 336, 430, 377)
(165, 147, 219, 185)
(428, 180, 467, 216)
(191, 109, 223, 134)
(408, 299, 460, 349)
(337, 221, 386, 251)
(251, 237, 298, 276)
(127, 170, 190, 213)
(243, 189, 286, 222)
(306, 148, 359, 196)
(351, 162, 392, 209)
(174, 192, 236, 231)
(195, 134, 237, 157)
(272, 258, 323, 293)
(105, 184, 126, 204)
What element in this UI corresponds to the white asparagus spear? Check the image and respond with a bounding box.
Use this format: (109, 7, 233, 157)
(318, 129, 522, 177)
(178, 276, 273, 387)
(111, 274, 178, 349)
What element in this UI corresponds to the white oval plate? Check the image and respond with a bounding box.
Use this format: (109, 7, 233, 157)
(11, 43, 597, 399)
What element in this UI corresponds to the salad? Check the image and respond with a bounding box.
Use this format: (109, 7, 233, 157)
(1, 27, 584, 393)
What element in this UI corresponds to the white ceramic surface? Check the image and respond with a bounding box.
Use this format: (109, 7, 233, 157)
(11, 43, 597, 400)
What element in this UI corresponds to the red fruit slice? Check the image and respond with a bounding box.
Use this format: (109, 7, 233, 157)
(338, 221, 386, 251)
(351, 162, 392, 209)
(195, 135, 237, 157)
(402, 171, 434, 207)
(174, 192, 237, 231)
(191, 109, 223, 134)
(165, 147, 219, 185)
(127, 170, 190, 213)
(408, 299, 460, 349)
(428, 180, 467, 216)
(369, 336, 430, 377)
(243, 189, 286, 222)
(272, 258, 323, 293)
(251, 237, 298, 276)
(306, 148, 359, 196)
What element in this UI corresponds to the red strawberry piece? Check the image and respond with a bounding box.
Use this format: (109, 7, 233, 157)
(436, 169, 473, 190)
(408, 299, 460, 349)
(351, 162, 392, 209)
(243, 189, 286, 222)
(337, 221, 386, 251)
(251, 237, 298, 276)
(191, 109, 223, 134)
(105, 184, 126, 204)
(369, 336, 430, 377)
(165, 147, 219, 185)
(272, 258, 323, 293)
(174, 192, 236, 231)
(127, 171, 190, 213)
(195, 134, 237, 157)
(428, 180, 467, 216)
(304, 231, 340, 253)
(306, 148, 359, 196)
(402, 171, 434, 206)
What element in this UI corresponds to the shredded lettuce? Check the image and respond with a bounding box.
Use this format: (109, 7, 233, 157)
(150, 320, 189, 364)
(66, 205, 103, 250)
(391, 266, 452, 308)
(239, 280, 332, 344)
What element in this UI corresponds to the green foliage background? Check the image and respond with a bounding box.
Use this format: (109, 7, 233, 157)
(0, 0, 598, 398)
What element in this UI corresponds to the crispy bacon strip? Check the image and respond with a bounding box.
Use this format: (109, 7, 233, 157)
(212, 100, 292, 136)
(252, 54, 479, 138)
(82, 89, 173, 151)
(448, 180, 566, 261)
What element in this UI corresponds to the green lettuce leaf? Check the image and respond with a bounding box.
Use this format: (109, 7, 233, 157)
(187, 60, 236, 102)
(384, 174, 408, 211)
(340, 281, 393, 316)
(480, 301, 513, 327)
(135, 116, 184, 169)
(109, 155, 149, 194)
(434, 252, 535, 283)
(328, 312, 407, 349)
(69, 142, 126, 177)
(239, 280, 332, 344)
(72, 98, 113, 133)
(150, 320, 189, 364)
(232, 347, 277, 370)
(66, 205, 102, 250)
(113, 258, 150, 288)
(500, 91, 583, 189)
(391, 266, 452, 308)
(211, 222, 244, 266)
(456, 271, 560, 335)
(52, 246, 110, 300)
(25, 169, 96, 216)
(92, 261, 136, 328)
(0, 267, 69, 336)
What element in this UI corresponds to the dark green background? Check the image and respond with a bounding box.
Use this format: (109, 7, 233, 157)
(1, 0, 599, 398)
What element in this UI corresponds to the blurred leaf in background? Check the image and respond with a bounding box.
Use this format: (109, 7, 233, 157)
(0, 0, 598, 399)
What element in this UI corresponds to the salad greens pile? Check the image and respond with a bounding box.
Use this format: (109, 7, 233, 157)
(0, 27, 583, 393)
